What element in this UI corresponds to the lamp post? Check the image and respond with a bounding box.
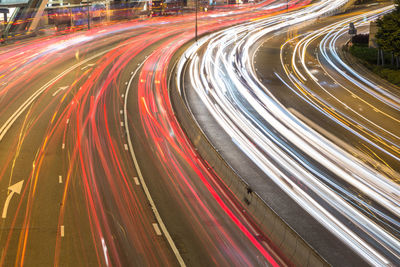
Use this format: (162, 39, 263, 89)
(195, 0, 198, 42)
(83, 0, 92, 30)
(88, 2, 91, 30)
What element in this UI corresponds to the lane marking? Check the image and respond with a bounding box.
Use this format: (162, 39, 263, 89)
(2, 180, 24, 219)
(124, 61, 186, 266)
(61, 225, 64, 237)
(152, 223, 162, 236)
(121, 94, 125, 98)
(124, 144, 128, 151)
(81, 63, 94, 70)
(59, 175, 62, 184)
(120, 122, 124, 127)
(133, 177, 140, 185)
(66, 118, 70, 124)
(0, 39, 141, 143)
(52, 86, 69, 97)
(62, 143, 65, 150)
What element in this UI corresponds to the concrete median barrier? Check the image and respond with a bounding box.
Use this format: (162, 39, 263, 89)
(169, 57, 329, 267)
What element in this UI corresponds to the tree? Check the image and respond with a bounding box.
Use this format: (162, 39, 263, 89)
(376, 0, 400, 68)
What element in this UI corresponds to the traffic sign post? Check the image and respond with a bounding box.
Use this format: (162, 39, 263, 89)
(349, 22, 357, 35)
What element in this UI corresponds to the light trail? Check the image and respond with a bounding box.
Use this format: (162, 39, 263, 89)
(179, 3, 400, 266)
(0, 1, 309, 265)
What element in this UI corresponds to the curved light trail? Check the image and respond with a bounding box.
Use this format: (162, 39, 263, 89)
(0, 1, 311, 265)
(179, 3, 400, 266)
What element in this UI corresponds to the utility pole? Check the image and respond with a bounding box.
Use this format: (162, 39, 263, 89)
(88, 2, 91, 30)
(195, 0, 198, 42)
(83, 0, 92, 30)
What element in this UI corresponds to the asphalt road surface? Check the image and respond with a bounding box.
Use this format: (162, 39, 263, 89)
(180, 3, 399, 266)
(0, 2, 302, 266)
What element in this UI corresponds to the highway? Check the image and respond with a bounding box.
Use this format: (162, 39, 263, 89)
(179, 2, 400, 266)
(0, 2, 305, 266)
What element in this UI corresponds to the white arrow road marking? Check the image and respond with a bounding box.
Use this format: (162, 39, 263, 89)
(52, 86, 69, 97)
(2, 180, 24, 219)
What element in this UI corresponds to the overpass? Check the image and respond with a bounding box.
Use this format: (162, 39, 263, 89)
(1, 0, 48, 40)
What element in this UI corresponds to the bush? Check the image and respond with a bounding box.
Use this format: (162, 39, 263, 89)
(351, 46, 400, 87)
(349, 44, 393, 66)
(352, 34, 369, 45)
(386, 70, 400, 86)
(349, 44, 377, 64)
(371, 66, 400, 87)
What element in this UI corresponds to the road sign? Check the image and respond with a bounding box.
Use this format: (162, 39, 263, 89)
(349, 22, 357, 35)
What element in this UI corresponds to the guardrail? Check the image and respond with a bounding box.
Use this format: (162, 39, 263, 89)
(169, 54, 330, 267)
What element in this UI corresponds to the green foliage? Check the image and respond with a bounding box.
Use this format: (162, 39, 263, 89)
(351, 33, 369, 44)
(349, 44, 400, 87)
(376, 3, 400, 56)
(373, 66, 400, 86)
(349, 44, 378, 64)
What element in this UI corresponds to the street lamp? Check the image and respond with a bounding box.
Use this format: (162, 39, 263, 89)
(82, 0, 92, 30)
(195, 0, 198, 42)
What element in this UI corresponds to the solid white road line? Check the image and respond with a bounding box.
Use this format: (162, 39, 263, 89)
(124, 61, 186, 267)
(0, 38, 145, 143)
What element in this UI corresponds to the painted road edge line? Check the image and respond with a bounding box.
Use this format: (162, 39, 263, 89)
(0, 39, 144, 143)
(124, 61, 186, 267)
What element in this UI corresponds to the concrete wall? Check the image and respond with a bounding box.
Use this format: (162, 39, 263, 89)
(170, 61, 330, 266)
(369, 20, 378, 48)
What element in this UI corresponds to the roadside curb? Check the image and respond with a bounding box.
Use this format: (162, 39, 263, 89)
(169, 41, 330, 267)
